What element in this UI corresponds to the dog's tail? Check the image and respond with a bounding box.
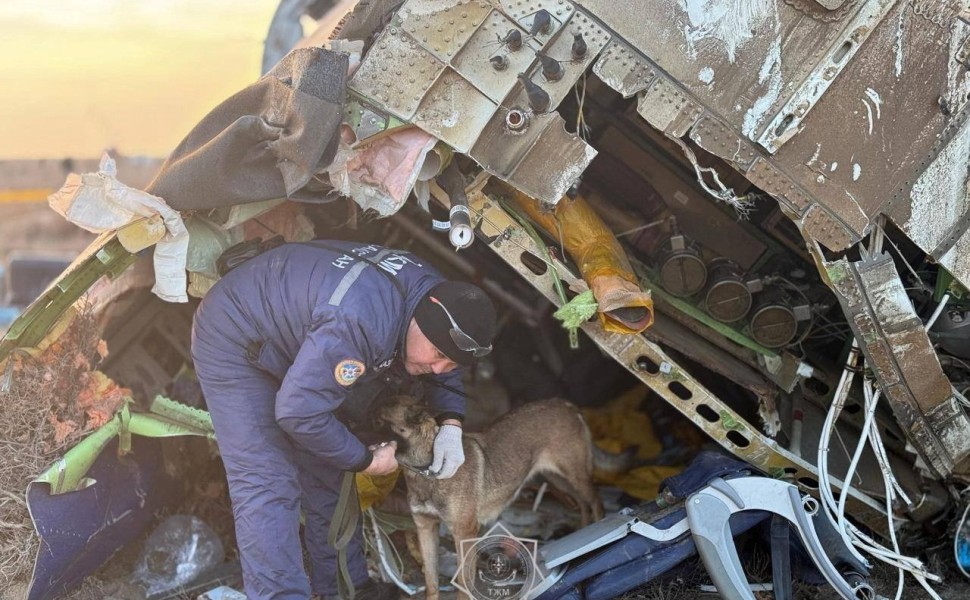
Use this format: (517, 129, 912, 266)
(575, 409, 640, 475)
(591, 444, 640, 475)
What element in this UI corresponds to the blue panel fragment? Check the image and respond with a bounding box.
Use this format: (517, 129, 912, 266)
(26, 436, 177, 600)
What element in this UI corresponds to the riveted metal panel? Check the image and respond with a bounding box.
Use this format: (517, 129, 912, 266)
(519, 8, 611, 111)
(499, 0, 575, 45)
(801, 204, 855, 251)
(451, 9, 538, 103)
(348, 26, 446, 120)
(507, 119, 597, 202)
(745, 157, 813, 214)
(767, 3, 968, 266)
(574, 0, 898, 149)
(690, 115, 760, 171)
(399, 0, 493, 63)
(636, 77, 704, 139)
(827, 253, 970, 477)
(756, 0, 900, 153)
(592, 39, 658, 98)
(412, 68, 498, 153)
(469, 110, 561, 178)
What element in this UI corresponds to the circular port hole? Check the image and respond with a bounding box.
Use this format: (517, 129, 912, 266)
(506, 109, 528, 132)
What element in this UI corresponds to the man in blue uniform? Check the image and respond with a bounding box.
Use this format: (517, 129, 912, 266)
(191, 240, 497, 600)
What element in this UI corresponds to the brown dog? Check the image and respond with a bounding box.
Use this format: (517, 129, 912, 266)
(376, 397, 603, 600)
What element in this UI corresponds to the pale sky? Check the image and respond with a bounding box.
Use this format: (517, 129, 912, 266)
(0, 0, 280, 159)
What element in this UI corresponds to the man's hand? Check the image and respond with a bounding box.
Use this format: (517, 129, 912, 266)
(429, 423, 464, 479)
(362, 441, 398, 476)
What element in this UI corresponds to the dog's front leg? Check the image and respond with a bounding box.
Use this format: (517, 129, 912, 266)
(449, 512, 481, 600)
(413, 512, 441, 600)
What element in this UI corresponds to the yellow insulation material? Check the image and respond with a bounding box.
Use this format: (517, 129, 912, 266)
(509, 189, 654, 334)
(583, 388, 680, 500)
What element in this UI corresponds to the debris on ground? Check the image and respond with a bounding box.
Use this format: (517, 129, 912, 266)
(0, 305, 110, 590)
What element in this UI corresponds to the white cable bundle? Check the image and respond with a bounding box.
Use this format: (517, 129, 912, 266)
(816, 342, 942, 600)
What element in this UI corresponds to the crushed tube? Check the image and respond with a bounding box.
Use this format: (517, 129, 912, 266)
(505, 187, 654, 334)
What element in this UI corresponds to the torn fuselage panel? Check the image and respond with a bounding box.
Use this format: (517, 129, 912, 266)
(827, 252, 970, 478)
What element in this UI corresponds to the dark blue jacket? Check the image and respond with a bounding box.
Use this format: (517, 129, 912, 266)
(193, 240, 465, 472)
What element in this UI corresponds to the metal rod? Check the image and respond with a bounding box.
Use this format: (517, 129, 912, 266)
(925, 292, 950, 331)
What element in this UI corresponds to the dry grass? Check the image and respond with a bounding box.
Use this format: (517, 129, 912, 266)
(0, 305, 107, 589)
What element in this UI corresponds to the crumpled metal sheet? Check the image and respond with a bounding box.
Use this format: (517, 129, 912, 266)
(26, 437, 174, 600)
(501, 117, 598, 203)
(826, 252, 970, 477)
(146, 47, 348, 210)
(348, 25, 446, 120)
(575, 0, 970, 257)
(412, 68, 498, 153)
(765, 2, 968, 253)
(346, 0, 598, 203)
(469, 109, 596, 203)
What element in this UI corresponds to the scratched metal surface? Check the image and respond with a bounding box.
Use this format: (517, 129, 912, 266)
(770, 2, 969, 249)
(574, 0, 899, 147)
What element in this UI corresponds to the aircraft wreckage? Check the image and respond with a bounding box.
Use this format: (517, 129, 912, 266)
(3, 0, 970, 598)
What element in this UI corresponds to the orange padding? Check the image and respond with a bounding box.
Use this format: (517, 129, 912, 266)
(510, 190, 654, 334)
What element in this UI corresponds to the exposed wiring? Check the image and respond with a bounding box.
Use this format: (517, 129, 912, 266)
(472, 207, 562, 272)
(616, 218, 667, 238)
(955, 503, 970, 579)
(836, 383, 883, 531)
(817, 348, 942, 599)
(573, 72, 591, 141)
(670, 136, 752, 216)
(769, 275, 817, 346)
(817, 341, 863, 551)
(365, 508, 421, 596)
(875, 222, 929, 291)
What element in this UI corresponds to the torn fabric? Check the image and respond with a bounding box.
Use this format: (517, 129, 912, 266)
(48, 154, 189, 303)
(329, 127, 439, 216)
(145, 47, 348, 210)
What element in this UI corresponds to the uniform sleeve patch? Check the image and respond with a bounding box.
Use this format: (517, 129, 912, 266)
(335, 359, 366, 386)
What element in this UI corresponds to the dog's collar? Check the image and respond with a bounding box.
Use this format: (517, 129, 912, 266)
(399, 463, 434, 478)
